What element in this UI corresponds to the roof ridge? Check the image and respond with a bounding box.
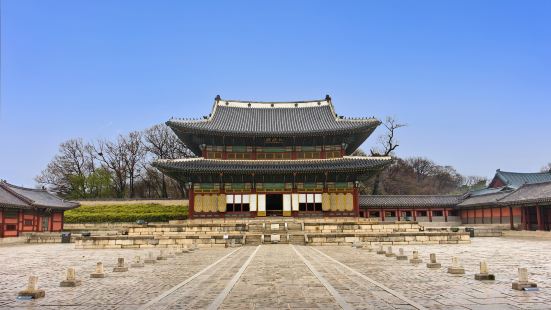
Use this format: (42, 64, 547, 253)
(4, 181, 48, 192)
(0, 182, 36, 205)
(156, 156, 391, 163)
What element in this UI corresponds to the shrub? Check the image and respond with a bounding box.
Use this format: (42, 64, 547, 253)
(64, 203, 188, 223)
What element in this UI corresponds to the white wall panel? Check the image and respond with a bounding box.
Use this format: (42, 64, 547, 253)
(283, 194, 291, 211)
(258, 194, 266, 212)
(292, 193, 299, 211)
(315, 193, 322, 203)
(249, 194, 257, 211)
(226, 195, 234, 204)
(299, 194, 306, 203)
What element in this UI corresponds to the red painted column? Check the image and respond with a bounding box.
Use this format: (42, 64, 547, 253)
(0, 208, 4, 238)
(499, 207, 503, 224)
(509, 207, 514, 230)
(353, 188, 359, 217)
(413, 209, 417, 221)
(537, 206, 543, 231)
(444, 209, 448, 222)
(188, 187, 195, 219)
(381, 208, 385, 221)
(396, 208, 400, 221)
(428, 208, 433, 222)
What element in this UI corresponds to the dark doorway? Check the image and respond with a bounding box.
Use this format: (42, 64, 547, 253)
(266, 194, 283, 216)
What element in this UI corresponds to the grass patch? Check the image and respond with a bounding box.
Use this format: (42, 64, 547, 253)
(65, 202, 189, 223)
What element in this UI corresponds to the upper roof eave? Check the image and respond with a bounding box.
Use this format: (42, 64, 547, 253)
(153, 156, 392, 175)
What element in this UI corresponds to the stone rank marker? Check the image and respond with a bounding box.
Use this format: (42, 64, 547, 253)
(512, 267, 538, 291)
(90, 262, 106, 278)
(376, 245, 386, 255)
(447, 257, 465, 274)
(157, 249, 168, 260)
(60, 267, 82, 287)
(166, 248, 176, 258)
(474, 261, 495, 281)
(131, 255, 145, 268)
(395, 248, 408, 260)
(144, 252, 157, 264)
(363, 244, 373, 252)
(113, 258, 129, 272)
(410, 250, 423, 264)
(427, 253, 442, 268)
(18, 275, 45, 299)
(385, 246, 396, 257)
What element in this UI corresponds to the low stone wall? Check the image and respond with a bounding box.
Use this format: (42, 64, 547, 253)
(0, 233, 70, 245)
(306, 232, 470, 246)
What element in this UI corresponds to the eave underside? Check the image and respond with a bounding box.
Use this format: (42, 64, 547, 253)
(154, 157, 391, 183)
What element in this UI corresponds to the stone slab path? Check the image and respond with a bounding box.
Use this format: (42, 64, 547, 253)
(0, 238, 550, 309)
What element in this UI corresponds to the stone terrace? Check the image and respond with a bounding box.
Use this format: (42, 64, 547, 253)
(74, 218, 469, 249)
(1, 237, 550, 309)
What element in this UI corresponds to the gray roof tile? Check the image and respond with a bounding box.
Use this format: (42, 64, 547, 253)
(499, 181, 551, 205)
(360, 195, 462, 208)
(0, 181, 79, 210)
(493, 170, 551, 189)
(154, 156, 392, 175)
(0, 186, 30, 208)
(167, 99, 380, 137)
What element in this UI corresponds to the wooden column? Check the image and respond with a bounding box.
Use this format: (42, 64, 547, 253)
(444, 209, 448, 222)
(520, 207, 525, 230)
(381, 208, 385, 221)
(428, 208, 433, 222)
(353, 187, 359, 217)
(499, 207, 503, 224)
(509, 207, 514, 230)
(189, 187, 195, 219)
(537, 206, 543, 231)
(396, 208, 400, 221)
(413, 209, 417, 221)
(0, 208, 4, 238)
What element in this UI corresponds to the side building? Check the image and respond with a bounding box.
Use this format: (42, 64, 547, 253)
(154, 95, 392, 219)
(0, 181, 79, 237)
(359, 169, 551, 231)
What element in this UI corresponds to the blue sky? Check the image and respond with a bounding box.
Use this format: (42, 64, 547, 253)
(1, 0, 550, 187)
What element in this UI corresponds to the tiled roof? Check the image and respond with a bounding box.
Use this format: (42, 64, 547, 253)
(467, 186, 512, 197)
(0, 186, 31, 208)
(167, 97, 380, 137)
(154, 156, 392, 175)
(359, 195, 462, 208)
(457, 191, 513, 208)
(492, 170, 551, 189)
(0, 181, 79, 210)
(499, 181, 551, 205)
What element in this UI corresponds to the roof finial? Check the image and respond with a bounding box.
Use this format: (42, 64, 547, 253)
(325, 94, 331, 102)
(215, 95, 221, 102)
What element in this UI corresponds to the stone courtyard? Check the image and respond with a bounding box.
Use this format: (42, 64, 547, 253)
(0, 238, 550, 309)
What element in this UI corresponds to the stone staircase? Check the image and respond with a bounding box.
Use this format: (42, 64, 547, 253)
(75, 217, 470, 249)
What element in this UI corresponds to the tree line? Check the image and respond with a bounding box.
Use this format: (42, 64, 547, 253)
(36, 124, 194, 199)
(37, 118, 489, 199)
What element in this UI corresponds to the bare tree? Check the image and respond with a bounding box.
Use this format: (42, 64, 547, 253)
(541, 163, 551, 173)
(94, 137, 128, 198)
(142, 124, 194, 198)
(370, 117, 406, 194)
(122, 131, 145, 198)
(36, 138, 95, 196)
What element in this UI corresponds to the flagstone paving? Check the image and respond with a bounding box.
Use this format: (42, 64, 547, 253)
(0, 238, 550, 309)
